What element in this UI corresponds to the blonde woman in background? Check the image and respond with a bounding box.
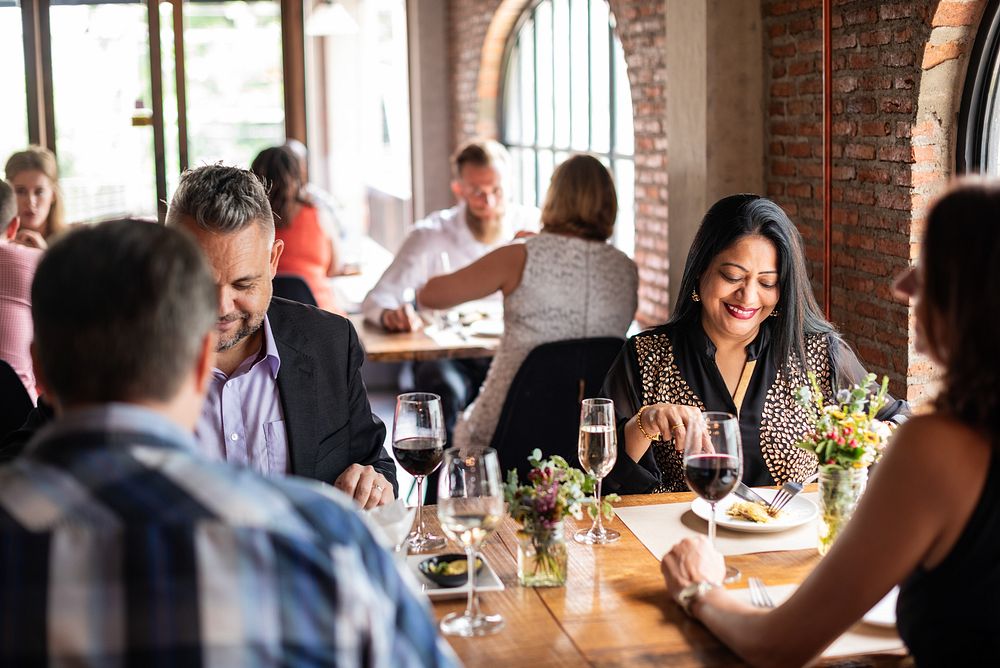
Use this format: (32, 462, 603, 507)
(419, 154, 638, 448)
(4, 146, 66, 250)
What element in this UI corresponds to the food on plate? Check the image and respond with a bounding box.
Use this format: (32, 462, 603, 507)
(727, 500, 781, 523)
(427, 557, 481, 576)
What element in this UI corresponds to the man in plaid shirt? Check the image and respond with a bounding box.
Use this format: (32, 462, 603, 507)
(0, 219, 456, 667)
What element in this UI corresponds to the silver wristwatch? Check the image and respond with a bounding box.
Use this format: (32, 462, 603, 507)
(676, 581, 718, 615)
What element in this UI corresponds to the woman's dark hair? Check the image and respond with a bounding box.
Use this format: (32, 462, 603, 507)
(250, 145, 311, 229)
(669, 194, 836, 373)
(924, 180, 1000, 442)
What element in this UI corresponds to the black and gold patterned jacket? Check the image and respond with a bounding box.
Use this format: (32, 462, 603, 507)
(603, 321, 909, 494)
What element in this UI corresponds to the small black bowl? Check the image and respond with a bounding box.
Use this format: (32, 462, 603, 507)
(418, 554, 484, 588)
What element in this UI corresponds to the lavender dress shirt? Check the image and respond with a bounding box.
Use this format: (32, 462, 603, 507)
(195, 315, 288, 475)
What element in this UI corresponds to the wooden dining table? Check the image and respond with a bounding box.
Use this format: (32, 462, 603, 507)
(422, 492, 907, 667)
(350, 313, 500, 363)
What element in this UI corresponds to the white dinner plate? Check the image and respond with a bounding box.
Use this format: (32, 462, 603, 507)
(691, 488, 818, 533)
(408, 554, 505, 600)
(466, 319, 504, 338)
(862, 587, 899, 628)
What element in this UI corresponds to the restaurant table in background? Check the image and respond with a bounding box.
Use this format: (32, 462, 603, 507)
(420, 491, 908, 667)
(350, 313, 501, 363)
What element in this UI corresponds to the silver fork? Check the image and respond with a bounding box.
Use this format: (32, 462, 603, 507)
(748, 577, 775, 609)
(767, 480, 804, 516)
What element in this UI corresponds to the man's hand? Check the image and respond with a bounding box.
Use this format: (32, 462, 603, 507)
(381, 304, 424, 332)
(334, 463, 394, 509)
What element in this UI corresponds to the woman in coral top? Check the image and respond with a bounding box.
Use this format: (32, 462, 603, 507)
(251, 145, 340, 312)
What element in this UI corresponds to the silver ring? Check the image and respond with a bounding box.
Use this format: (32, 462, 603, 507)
(374, 484, 383, 491)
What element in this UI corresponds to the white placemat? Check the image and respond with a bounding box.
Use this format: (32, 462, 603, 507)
(731, 583, 905, 658)
(615, 492, 820, 558)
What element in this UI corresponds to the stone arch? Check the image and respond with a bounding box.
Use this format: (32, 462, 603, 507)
(906, 0, 988, 400)
(474, 0, 531, 138)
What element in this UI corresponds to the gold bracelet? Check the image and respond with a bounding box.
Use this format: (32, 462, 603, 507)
(636, 405, 660, 441)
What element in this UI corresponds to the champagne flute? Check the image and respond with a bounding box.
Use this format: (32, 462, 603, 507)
(393, 392, 447, 553)
(574, 398, 620, 544)
(683, 411, 742, 582)
(437, 446, 505, 637)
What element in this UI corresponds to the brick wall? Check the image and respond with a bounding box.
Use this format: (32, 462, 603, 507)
(762, 0, 984, 400)
(448, 0, 670, 325)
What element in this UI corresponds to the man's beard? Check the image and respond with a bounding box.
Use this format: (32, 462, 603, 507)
(216, 311, 265, 352)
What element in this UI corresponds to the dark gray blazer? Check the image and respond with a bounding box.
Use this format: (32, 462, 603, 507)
(268, 298, 395, 493)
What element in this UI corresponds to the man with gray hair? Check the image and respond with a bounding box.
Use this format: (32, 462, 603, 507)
(167, 164, 396, 507)
(0, 179, 43, 404)
(0, 219, 454, 664)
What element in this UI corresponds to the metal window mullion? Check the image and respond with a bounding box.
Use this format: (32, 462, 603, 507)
(607, 13, 616, 162)
(567, 0, 572, 151)
(586, 0, 592, 150)
(532, 7, 540, 206)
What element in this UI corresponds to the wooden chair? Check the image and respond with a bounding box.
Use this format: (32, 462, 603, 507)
(489, 337, 624, 482)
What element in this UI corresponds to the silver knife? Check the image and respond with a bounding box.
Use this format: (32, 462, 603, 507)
(733, 481, 770, 507)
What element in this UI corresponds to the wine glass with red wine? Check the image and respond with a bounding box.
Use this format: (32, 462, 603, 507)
(683, 411, 742, 582)
(393, 392, 447, 553)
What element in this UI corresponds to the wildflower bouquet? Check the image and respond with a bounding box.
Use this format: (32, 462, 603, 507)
(794, 371, 891, 469)
(794, 371, 892, 554)
(504, 449, 617, 586)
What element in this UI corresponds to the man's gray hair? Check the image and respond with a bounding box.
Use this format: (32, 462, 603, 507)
(165, 163, 274, 236)
(0, 180, 16, 227)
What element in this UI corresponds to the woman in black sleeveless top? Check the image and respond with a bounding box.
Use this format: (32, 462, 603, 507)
(656, 180, 1000, 666)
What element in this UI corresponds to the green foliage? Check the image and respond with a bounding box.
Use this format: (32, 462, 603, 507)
(794, 372, 892, 470)
(504, 449, 619, 534)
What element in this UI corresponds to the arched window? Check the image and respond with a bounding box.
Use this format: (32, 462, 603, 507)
(958, 0, 1000, 173)
(499, 0, 634, 255)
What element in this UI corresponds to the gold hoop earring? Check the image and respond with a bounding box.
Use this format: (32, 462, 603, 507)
(691, 289, 700, 303)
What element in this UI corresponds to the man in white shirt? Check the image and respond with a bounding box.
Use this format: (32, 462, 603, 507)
(362, 140, 538, 465)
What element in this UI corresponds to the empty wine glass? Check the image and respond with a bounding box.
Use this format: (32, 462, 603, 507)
(575, 398, 620, 544)
(393, 392, 446, 553)
(683, 411, 742, 582)
(437, 446, 505, 637)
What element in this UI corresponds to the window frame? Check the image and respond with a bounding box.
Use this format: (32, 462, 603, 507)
(497, 0, 634, 252)
(957, 0, 1000, 173)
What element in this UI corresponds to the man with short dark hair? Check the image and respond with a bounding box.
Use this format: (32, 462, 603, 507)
(0, 219, 454, 665)
(167, 164, 395, 507)
(362, 140, 538, 463)
(0, 179, 43, 403)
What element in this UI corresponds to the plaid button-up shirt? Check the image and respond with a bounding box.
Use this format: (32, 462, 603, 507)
(0, 404, 457, 667)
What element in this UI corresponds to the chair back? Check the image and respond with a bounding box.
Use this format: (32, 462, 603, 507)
(489, 337, 624, 481)
(0, 360, 33, 440)
(272, 275, 317, 307)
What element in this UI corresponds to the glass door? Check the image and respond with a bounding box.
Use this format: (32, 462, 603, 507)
(44, 0, 285, 222)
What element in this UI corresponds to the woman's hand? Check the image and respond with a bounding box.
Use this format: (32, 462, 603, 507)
(660, 536, 726, 598)
(640, 403, 704, 452)
(14, 228, 47, 250)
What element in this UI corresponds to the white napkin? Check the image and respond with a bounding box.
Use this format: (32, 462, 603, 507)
(366, 499, 416, 553)
(731, 583, 905, 658)
(616, 492, 820, 558)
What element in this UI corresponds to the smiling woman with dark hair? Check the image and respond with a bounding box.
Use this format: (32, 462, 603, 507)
(657, 180, 1000, 668)
(603, 194, 909, 494)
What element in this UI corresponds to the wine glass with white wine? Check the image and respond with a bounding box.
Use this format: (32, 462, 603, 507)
(575, 398, 620, 544)
(437, 446, 505, 637)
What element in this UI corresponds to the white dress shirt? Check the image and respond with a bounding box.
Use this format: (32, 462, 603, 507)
(362, 201, 539, 325)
